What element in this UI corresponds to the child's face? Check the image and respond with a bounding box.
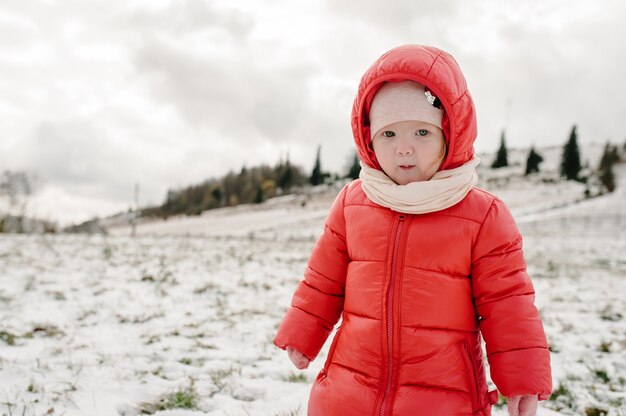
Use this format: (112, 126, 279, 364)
(371, 120, 446, 185)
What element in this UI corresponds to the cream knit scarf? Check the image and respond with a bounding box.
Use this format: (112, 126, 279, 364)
(359, 156, 481, 214)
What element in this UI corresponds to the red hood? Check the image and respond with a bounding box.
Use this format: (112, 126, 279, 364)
(351, 44, 477, 172)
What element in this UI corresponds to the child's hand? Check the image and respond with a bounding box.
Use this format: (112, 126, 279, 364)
(507, 395, 538, 416)
(286, 346, 310, 369)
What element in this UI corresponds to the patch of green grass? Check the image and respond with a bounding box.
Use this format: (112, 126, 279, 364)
(208, 365, 240, 396)
(25, 323, 65, 338)
(548, 382, 576, 411)
(139, 383, 199, 414)
(194, 282, 217, 294)
(282, 372, 308, 383)
(591, 258, 611, 269)
(493, 392, 507, 408)
(546, 260, 559, 275)
(550, 383, 571, 400)
(102, 246, 113, 260)
(26, 380, 38, 393)
(0, 330, 16, 345)
(47, 290, 66, 301)
(77, 309, 97, 322)
(594, 369, 610, 384)
(599, 305, 623, 322)
(163, 388, 197, 409)
(585, 407, 608, 416)
(141, 274, 156, 282)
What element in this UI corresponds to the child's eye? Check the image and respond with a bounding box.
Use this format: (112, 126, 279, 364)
(416, 129, 429, 137)
(382, 131, 395, 138)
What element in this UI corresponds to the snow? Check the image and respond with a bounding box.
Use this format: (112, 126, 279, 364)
(1, 144, 625, 415)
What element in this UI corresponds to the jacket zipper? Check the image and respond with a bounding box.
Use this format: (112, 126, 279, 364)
(461, 342, 480, 411)
(379, 214, 406, 416)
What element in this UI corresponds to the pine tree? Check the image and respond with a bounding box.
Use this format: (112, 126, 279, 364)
(560, 125, 582, 181)
(598, 142, 613, 172)
(609, 145, 620, 165)
(598, 142, 617, 193)
(254, 183, 264, 203)
(524, 145, 544, 175)
(599, 168, 615, 193)
(346, 151, 361, 179)
(491, 130, 509, 168)
(277, 153, 294, 191)
(310, 145, 324, 186)
(211, 186, 222, 206)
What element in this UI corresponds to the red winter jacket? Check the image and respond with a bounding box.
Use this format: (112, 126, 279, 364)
(273, 45, 552, 416)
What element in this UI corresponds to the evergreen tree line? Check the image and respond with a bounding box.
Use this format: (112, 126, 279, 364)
(144, 146, 363, 219)
(143, 158, 304, 218)
(491, 125, 625, 194)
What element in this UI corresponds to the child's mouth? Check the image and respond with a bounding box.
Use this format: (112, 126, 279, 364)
(399, 165, 415, 170)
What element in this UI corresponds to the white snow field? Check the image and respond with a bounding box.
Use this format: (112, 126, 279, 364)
(1, 144, 625, 415)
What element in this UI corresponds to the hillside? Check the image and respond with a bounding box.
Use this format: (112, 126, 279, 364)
(107, 142, 613, 238)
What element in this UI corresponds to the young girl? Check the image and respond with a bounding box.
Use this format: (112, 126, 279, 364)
(273, 44, 552, 416)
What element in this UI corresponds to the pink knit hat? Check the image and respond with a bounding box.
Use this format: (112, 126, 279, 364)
(369, 80, 444, 140)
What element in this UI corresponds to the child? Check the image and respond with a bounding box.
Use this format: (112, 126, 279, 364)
(273, 44, 552, 416)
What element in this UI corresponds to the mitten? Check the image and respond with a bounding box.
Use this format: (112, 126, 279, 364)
(507, 395, 538, 416)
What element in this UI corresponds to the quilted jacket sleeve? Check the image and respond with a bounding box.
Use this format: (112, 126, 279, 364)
(471, 197, 552, 400)
(273, 183, 350, 361)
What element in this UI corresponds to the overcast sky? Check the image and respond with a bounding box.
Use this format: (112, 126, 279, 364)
(1, 0, 625, 226)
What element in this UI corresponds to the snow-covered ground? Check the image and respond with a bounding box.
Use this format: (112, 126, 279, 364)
(1, 145, 625, 415)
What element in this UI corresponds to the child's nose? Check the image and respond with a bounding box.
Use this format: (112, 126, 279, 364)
(395, 136, 414, 156)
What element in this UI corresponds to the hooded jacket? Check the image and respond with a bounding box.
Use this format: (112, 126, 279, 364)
(273, 44, 552, 416)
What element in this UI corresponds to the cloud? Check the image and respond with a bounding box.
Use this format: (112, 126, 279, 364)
(130, 35, 320, 145)
(326, 0, 461, 35)
(26, 119, 143, 200)
(120, 0, 254, 40)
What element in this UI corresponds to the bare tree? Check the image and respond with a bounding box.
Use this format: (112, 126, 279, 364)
(0, 170, 40, 232)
